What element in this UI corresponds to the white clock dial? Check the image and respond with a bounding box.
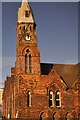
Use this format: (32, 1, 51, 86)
(26, 35, 31, 41)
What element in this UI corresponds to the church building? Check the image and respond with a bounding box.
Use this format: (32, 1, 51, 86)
(2, 0, 80, 119)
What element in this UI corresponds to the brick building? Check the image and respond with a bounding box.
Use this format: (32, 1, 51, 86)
(0, 88, 3, 118)
(2, 0, 80, 119)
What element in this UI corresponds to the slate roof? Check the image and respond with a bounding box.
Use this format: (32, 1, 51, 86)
(40, 63, 53, 75)
(40, 63, 79, 87)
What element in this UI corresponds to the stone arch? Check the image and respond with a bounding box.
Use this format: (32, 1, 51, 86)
(27, 90, 31, 107)
(22, 47, 33, 56)
(48, 84, 61, 108)
(65, 112, 73, 120)
(23, 25, 25, 31)
(25, 53, 32, 73)
(78, 113, 80, 120)
(24, 49, 32, 73)
(49, 84, 57, 92)
(40, 112, 44, 120)
(53, 112, 60, 120)
(72, 111, 77, 118)
(48, 83, 60, 97)
(53, 112, 56, 120)
(39, 111, 48, 120)
(48, 78, 66, 93)
(19, 26, 21, 30)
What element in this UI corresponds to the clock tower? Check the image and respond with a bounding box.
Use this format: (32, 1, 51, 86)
(16, 0, 40, 75)
(2, 0, 79, 119)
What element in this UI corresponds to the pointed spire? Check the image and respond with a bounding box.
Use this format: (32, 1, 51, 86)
(22, 0, 28, 2)
(17, 0, 35, 23)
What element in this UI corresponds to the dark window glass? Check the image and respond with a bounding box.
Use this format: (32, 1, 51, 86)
(30, 26, 32, 31)
(20, 26, 21, 29)
(56, 100, 60, 107)
(25, 10, 29, 17)
(29, 55, 32, 73)
(49, 94, 52, 99)
(25, 54, 28, 72)
(27, 91, 31, 107)
(27, 93, 29, 107)
(49, 100, 52, 107)
(26, 49, 30, 53)
(23, 26, 25, 31)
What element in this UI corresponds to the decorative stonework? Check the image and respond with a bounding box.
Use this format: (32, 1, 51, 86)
(2, 0, 79, 119)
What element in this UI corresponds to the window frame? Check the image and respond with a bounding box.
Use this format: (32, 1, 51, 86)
(27, 90, 31, 107)
(25, 52, 32, 73)
(25, 54, 28, 72)
(29, 54, 32, 73)
(49, 90, 61, 108)
(49, 91, 55, 107)
(55, 91, 61, 107)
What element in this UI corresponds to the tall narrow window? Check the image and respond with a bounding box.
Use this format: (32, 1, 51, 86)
(66, 113, 73, 120)
(49, 90, 61, 108)
(25, 50, 32, 73)
(40, 112, 45, 120)
(27, 91, 31, 107)
(78, 113, 80, 120)
(16, 111, 18, 118)
(30, 26, 32, 31)
(8, 113, 10, 119)
(49, 91, 55, 107)
(53, 113, 57, 120)
(55, 91, 61, 107)
(29, 54, 32, 73)
(23, 26, 25, 31)
(25, 54, 28, 72)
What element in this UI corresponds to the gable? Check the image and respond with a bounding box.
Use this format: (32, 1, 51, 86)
(40, 63, 79, 88)
(53, 64, 78, 88)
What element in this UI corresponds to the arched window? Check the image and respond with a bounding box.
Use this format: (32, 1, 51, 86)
(49, 90, 61, 107)
(27, 90, 31, 107)
(25, 54, 28, 72)
(49, 91, 55, 107)
(65, 113, 73, 120)
(55, 91, 61, 107)
(78, 113, 80, 120)
(29, 54, 32, 73)
(23, 26, 25, 31)
(40, 112, 46, 120)
(16, 111, 18, 118)
(53, 112, 58, 120)
(19, 26, 21, 30)
(30, 26, 32, 31)
(8, 113, 10, 119)
(25, 50, 32, 73)
(40, 112, 44, 120)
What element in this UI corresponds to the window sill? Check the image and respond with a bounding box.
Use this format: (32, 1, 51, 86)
(49, 106, 61, 109)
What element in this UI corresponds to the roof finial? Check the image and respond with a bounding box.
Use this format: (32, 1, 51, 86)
(22, 0, 28, 2)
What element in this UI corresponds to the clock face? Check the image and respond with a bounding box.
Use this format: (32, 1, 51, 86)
(25, 35, 31, 41)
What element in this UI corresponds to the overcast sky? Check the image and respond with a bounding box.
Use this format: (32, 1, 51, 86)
(0, 1, 79, 87)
